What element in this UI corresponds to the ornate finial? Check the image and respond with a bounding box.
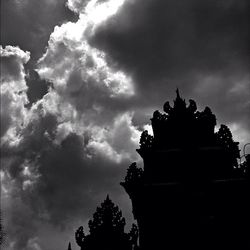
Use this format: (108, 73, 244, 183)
(163, 101, 172, 114)
(188, 99, 197, 113)
(176, 88, 180, 99)
(174, 88, 186, 109)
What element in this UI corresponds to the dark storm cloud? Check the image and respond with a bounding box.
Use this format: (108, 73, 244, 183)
(2, 105, 132, 249)
(1, 0, 79, 110)
(89, 0, 250, 144)
(1, 0, 77, 64)
(3, 197, 39, 250)
(90, 0, 249, 90)
(2, 0, 250, 249)
(1, 56, 24, 82)
(4, 109, 126, 220)
(25, 70, 52, 106)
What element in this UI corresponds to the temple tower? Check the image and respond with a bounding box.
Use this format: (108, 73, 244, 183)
(121, 90, 249, 249)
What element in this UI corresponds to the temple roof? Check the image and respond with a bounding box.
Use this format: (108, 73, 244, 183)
(137, 90, 237, 154)
(133, 90, 241, 182)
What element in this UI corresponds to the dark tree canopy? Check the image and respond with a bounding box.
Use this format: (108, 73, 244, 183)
(120, 162, 144, 201)
(139, 131, 153, 151)
(88, 195, 125, 235)
(75, 226, 85, 248)
(75, 196, 139, 250)
(68, 242, 72, 250)
(124, 163, 144, 185)
(215, 124, 240, 168)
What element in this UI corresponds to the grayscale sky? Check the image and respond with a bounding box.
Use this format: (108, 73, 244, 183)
(1, 0, 249, 249)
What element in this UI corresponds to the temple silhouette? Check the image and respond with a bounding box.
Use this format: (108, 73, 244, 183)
(71, 89, 249, 250)
(121, 89, 250, 249)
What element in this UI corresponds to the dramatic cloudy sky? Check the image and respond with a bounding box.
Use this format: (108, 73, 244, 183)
(1, 0, 249, 249)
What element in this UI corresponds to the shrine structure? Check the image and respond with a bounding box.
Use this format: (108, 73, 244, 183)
(121, 90, 249, 249)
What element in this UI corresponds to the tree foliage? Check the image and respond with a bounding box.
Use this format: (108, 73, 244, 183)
(124, 162, 144, 185)
(75, 196, 138, 250)
(216, 124, 240, 168)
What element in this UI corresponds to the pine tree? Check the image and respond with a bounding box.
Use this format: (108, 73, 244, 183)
(75, 195, 138, 250)
(68, 242, 72, 250)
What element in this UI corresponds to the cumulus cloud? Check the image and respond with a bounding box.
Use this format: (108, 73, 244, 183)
(1, 0, 79, 108)
(1, 100, 139, 249)
(37, 3, 135, 116)
(1, 0, 77, 63)
(25, 70, 52, 106)
(1, 0, 249, 249)
(90, 0, 249, 87)
(67, 0, 89, 13)
(88, 112, 140, 162)
(1, 3, 141, 245)
(35, 0, 138, 138)
(0, 45, 30, 139)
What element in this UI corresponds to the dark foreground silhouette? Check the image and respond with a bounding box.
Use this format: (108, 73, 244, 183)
(73, 195, 139, 250)
(69, 90, 249, 250)
(121, 90, 250, 249)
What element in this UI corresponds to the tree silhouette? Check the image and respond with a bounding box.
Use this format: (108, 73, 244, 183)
(216, 124, 240, 168)
(68, 242, 72, 250)
(75, 195, 138, 250)
(124, 162, 144, 186)
(121, 162, 144, 199)
(137, 130, 153, 156)
(75, 226, 85, 247)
